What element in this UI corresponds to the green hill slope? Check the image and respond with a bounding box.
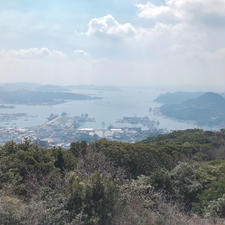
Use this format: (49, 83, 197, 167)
(0, 129, 225, 225)
(160, 92, 225, 127)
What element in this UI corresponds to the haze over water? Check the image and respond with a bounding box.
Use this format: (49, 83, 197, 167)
(0, 87, 201, 131)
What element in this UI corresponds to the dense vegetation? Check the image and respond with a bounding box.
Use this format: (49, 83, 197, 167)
(0, 129, 225, 225)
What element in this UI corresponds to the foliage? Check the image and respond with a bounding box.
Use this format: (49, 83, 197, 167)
(141, 129, 225, 161)
(0, 140, 76, 196)
(0, 129, 225, 224)
(205, 194, 225, 218)
(70, 141, 87, 158)
(66, 172, 118, 225)
(91, 139, 176, 177)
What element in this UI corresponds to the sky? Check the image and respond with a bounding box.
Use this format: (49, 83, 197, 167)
(0, 0, 224, 89)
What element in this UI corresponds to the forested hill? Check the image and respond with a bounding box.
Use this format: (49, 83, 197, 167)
(155, 91, 203, 104)
(160, 92, 225, 127)
(141, 128, 225, 149)
(0, 129, 225, 225)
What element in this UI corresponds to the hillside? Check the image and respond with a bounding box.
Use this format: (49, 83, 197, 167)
(0, 129, 225, 225)
(155, 91, 203, 104)
(160, 92, 225, 127)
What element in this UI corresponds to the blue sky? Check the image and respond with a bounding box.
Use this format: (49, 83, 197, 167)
(0, 0, 137, 50)
(0, 0, 224, 89)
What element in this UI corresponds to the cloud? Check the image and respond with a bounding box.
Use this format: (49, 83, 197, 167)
(86, 14, 136, 40)
(73, 49, 89, 56)
(85, 14, 177, 47)
(169, 0, 225, 17)
(0, 48, 65, 59)
(137, 2, 182, 21)
(200, 48, 225, 61)
(137, 0, 225, 26)
(134, 0, 225, 64)
(84, 12, 224, 66)
(0, 1, 223, 89)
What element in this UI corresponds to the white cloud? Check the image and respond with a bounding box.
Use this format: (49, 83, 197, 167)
(82, 9, 224, 89)
(73, 49, 89, 56)
(0, 2, 223, 89)
(137, 0, 225, 25)
(137, 2, 182, 21)
(85, 12, 224, 66)
(86, 14, 136, 40)
(200, 48, 225, 61)
(0, 48, 65, 59)
(168, 0, 225, 17)
(134, 0, 225, 65)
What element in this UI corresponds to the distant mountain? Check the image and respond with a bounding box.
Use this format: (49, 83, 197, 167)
(0, 83, 121, 92)
(0, 83, 103, 105)
(155, 92, 203, 104)
(0, 90, 98, 105)
(0, 83, 69, 92)
(160, 92, 225, 127)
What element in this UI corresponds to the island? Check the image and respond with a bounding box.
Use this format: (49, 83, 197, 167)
(159, 92, 225, 128)
(0, 90, 100, 105)
(0, 105, 15, 109)
(155, 91, 203, 104)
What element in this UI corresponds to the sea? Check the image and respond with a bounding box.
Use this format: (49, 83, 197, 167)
(0, 87, 207, 131)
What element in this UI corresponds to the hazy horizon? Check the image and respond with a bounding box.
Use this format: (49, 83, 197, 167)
(0, 82, 224, 93)
(0, 0, 224, 89)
